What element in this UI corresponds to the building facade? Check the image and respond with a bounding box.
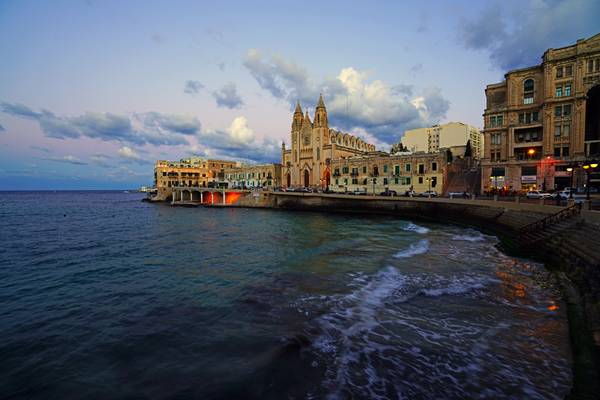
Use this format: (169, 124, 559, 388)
(224, 163, 282, 188)
(482, 33, 600, 192)
(281, 95, 376, 189)
(402, 122, 483, 158)
(153, 157, 240, 200)
(329, 151, 447, 194)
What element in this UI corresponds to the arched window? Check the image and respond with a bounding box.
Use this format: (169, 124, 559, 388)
(523, 79, 534, 104)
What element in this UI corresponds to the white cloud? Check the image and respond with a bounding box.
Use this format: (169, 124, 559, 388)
(118, 146, 141, 160)
(228, 116, 254, 143)
(243, 50, 449, 144)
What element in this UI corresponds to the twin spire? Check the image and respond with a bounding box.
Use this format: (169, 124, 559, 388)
(294, 94, 326, 115)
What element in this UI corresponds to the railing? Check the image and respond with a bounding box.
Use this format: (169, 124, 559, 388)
(519, 202, 582, 234)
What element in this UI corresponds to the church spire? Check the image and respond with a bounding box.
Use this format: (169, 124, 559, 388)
(294, 101, 302, 115)
(314, 93, 328, 129)
(303, 110, 312, 125)
(316, 93, 326, 109)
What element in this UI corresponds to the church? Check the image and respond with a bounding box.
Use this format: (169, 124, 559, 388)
(281, 95, 377, 188)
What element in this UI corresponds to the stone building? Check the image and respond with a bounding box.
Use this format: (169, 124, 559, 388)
(153, 157, 240, 200)
(281, 95, 376, 189)
(224, 163, 282, 188)
(402, 122, 483, 158)
(482, 33, 600, 192)
(329, 151, 447, 194)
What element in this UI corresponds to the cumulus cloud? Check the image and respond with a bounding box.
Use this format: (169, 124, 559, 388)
(117, 146, 150, 164)
(0, 101, 195, 146)
(196, 116, 279, 163)
(212, 82, 244, 109)
(459, 0, 600, 70)
(48, 155, 87, 165)
(243, 50, 450, 144)
(184, 80, 204, 95)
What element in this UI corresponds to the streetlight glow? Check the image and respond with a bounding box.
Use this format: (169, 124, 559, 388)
(528, 149, 535, 155)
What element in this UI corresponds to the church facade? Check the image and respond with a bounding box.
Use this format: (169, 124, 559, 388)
(281, 95, 377, 188)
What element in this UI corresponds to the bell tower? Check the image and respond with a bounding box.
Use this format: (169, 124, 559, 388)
(314, 94, 329, 144)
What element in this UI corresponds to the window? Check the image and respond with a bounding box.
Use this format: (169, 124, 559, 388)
(588, 60, 594, 73)
(383, 165, 388, 173)
(556, 86, 563, 97)
(565, 84, 571, 96)
(555, 106, 562, 117)
(431, 177, 437, 188)
(394, 178, 399, 184)
(491, 133, 501, 145)
(342, 166, 349, 174)
(563, 124, 570, 137)
(405, 177, 412, 185)
(335, 178, 339, 185)
(566, 65, 573, 76)
(523, 79, 534, 104)
(489, 115, 503, 127)
(405, 163, 411, 172)
(518, 111, 539, 124)
(352, 178, 358, 184)
(418, 177, 423, 184)
(555, 125, 561, 137)
(394, 165, 400, 175)
(564, 104, 572, 116)
(556, 66, 563, 78)
(563, 147, 569, 157)
(431, 162, 437, 171)
(362, 166, 367, 173)
(418, 164, 425, 174)
(383, 178, 388, 185)
(554, 147, 561, 157)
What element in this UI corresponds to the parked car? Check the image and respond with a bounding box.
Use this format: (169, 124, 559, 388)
(379, 190, 398, 196)
(419, 190, 438, 197)
(550, 189, 572, 200)
(448, 192, 470, 199)
(293, 187, 312, 193)
(526, 190, 552, 199)
(404, 190, 417, 197)
(353, 189, 368, 195)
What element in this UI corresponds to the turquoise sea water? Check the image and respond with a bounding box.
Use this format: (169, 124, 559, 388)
(0, 191, 572, 399)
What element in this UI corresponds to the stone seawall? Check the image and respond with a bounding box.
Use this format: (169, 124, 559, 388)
(268, 192, 600, 399)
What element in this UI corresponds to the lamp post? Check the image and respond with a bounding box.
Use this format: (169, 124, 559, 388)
(566, 165, 574, 199)
(426, 177, 431, 197)
(372, 178, 376, 196)
(582, 160, 598, 201)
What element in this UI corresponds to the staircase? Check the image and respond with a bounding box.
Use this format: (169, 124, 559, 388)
(443, 159, 481, 195)
(518, 203, 582, 247)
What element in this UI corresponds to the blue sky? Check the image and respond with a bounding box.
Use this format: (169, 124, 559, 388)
(1, 0, 599, 189)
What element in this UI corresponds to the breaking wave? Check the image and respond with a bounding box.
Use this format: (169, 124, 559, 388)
(402, 222, 429, 234)
(394, 239, 429, 258)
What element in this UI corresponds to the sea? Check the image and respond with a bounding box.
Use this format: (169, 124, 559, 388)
(0, 191, 572, 399)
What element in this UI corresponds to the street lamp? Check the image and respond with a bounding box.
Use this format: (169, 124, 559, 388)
(426, 177, 431, 197)
(527, 148, 536, 159)
(566, 166, 574, 199)
(582, 159, 598, 200)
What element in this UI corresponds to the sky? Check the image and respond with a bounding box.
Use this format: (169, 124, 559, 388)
(1, 0, 599, 189)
